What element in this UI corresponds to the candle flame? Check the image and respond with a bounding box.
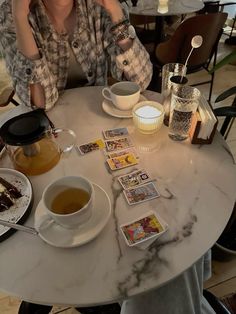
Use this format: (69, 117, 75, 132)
(135, 105, 162, 118)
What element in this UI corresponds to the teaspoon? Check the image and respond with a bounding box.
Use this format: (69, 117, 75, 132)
(0, 219, 38, 235)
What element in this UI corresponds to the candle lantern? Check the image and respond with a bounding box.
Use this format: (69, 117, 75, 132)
(157, 0, 169, 13)
(132, 101, 164, 134)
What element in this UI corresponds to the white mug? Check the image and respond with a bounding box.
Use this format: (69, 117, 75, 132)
(102, 81, 141, 111)
(42, 176, 94, 229)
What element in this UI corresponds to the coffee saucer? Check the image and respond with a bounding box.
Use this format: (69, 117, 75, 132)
(102, 94, 147, 118)
(34, 183, 111, 248)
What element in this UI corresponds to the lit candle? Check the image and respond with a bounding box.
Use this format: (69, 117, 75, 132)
(132, 101, 164, 134)
(157, 0, 169, 13)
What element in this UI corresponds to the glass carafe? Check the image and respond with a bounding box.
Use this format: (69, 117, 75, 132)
(0, 109, 76, 175)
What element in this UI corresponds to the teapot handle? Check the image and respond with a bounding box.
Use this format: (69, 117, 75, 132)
(52, 128, 76, 154)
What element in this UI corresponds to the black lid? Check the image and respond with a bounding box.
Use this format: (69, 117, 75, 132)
(0, 109, 50, 146)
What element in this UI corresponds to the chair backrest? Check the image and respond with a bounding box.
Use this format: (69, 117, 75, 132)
(214, 102, 236, 138)
(198, 1, 220, 14)
(155, 13, 228, 69)
(130, 14, 156, 29)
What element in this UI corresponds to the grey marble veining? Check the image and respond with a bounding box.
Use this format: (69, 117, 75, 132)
(0, 87, 235, 307)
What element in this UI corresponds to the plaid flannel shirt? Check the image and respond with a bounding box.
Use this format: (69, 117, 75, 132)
(0, 0, 152, 110)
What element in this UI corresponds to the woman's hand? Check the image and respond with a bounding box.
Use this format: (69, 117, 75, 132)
(12, 0, 31, 20)
(94, 0, 124, 23)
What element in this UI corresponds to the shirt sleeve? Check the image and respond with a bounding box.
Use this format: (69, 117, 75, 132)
(0, 2, 58, 110)
(102, 4, 153, 91)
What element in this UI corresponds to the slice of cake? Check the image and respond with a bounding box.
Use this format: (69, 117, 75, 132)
(0, 177, 22, 212)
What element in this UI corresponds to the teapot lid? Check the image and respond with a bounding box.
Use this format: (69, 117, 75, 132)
(0, 109, 50, 146)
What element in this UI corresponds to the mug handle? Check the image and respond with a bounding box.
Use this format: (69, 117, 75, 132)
(102, 87, 112, 101)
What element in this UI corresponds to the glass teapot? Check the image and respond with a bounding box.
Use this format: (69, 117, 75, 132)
(0, 109, 76, 176)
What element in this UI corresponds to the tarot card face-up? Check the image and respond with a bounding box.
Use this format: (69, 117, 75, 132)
(107, 153, 138, 171)
(120, 212, 165, 246)
(105, 137, 133, 152)
(118, 169, 151, 189)
(107, 147, 139, 159)
(123, 182, 160, 205)
(103, 127, 129, 139)
(77, 139, 105, 155)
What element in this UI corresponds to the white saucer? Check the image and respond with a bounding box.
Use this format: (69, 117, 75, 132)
(34, 183, 111, 248)
(102, 94, 147, 118)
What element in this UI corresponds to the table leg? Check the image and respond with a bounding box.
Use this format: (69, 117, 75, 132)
(155, 16, 165, 45)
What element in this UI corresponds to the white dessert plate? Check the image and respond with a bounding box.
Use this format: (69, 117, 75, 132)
(34, 183, 111, 248)
(102, 94, 147, 118)
(0, 168, 33, 240)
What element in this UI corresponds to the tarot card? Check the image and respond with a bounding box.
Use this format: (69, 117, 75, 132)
(123, 182, 160, 205)
(120, 211, 165, 246)
(118, 169, 151, 189)
(107, 153, 138, 171)
(108, 148, 139, 159)
(77, 139, 105, 155)
(105, 137, 133, 152)
(103, 127, 129, 139)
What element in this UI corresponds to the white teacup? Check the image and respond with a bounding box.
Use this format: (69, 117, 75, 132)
(42, 176, 94, 229)
(102, 81, 141, 111)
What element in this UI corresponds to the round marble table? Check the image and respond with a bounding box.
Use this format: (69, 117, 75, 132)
(0, 86, 235, 307)
(129, 0, 204, 43)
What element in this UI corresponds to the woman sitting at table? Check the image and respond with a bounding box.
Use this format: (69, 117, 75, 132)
(0, 1, 151, 313)
(0, 0, 152, 111)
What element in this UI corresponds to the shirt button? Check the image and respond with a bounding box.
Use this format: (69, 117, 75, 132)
(72, 41, 79, 48)
(26, 68, 32, 75)
(123, 60, 129, 66)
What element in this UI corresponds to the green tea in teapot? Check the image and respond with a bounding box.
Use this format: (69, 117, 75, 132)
(12, 137, 60, 176)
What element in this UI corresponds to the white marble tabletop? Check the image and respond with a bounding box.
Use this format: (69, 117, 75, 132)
(128, 0, 204, 16)
(0, 86, 235, 307)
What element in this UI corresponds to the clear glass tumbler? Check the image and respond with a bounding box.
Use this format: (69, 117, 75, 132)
(161, 63, 186, 126)
(168, 85, 201, 141)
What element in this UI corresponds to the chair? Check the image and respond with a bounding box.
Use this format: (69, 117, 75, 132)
(154, 13, 228, 102)
(0, 88, 19, 108)
(203, 290, 232, 314)
(214, 105, 236, 139)
(213, 88, 236, 139)
(198, 1, 221, 14)
(0, 55, 18, 110)
(129, 14, 156, 54)
(198, 1, 236, 45)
